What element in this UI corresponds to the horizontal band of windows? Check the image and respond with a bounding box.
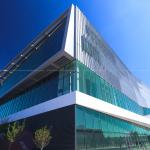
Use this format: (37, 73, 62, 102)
(76, 105, 150, 149)
(0, 18, 67, 98)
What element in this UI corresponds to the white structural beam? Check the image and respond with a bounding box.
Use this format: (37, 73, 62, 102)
(0, 91, 150, 129)
(0, 92, 76, 124)
(75, 91, 150, 128)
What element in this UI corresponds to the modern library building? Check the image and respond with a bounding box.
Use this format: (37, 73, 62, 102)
(0, 5, 150, 150)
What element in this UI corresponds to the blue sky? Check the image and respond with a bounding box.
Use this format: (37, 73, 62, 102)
(0, 0, 150, 86)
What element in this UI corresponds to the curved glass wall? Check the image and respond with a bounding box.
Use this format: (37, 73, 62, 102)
(76, 105, 150, 150)
(0, 18, 67, 98)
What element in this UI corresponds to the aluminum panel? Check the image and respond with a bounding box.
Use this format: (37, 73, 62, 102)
(74, 6, 150, 108)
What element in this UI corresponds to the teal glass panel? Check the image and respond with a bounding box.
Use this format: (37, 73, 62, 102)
(76, 60, 148, 115)
(76, 105, 150, 150)
(143, 107, 150, 115)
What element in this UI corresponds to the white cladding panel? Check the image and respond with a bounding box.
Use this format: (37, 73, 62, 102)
(63, 5, 75, 57)
(74, 6, 150, 108)
(1, 92, 150, 128)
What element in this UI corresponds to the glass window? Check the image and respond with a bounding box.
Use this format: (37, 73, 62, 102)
(76, 105, 150, 150)
(0, 18, 67, 98)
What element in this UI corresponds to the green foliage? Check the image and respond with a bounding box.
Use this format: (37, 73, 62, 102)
(34, 126, 52, 150)
(6, 121, 25, 143)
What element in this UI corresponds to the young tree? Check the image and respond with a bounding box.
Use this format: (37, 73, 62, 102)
(34, 126, 52, 150)
(6, 121, 25, 150)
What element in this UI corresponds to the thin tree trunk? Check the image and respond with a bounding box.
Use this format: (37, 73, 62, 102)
(41, 146, 44, 150)
(8, 142, 12, 150)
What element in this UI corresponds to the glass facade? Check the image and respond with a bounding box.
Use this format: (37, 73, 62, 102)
(0, 60, 150, 119)
(0, 6, 150, 150)
(0, 72, 59, 118)
(75, 5, 150, 109)
(0, 18, 67, 98)
(0, 104, 149, 150)
(76, 105, 150, 150)
(0, 61, 77, 119)
(76, 60, 150, 115)
(143, 108, 150, 115)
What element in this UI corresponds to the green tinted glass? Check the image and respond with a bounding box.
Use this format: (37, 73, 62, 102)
(76, 105, 150, 150)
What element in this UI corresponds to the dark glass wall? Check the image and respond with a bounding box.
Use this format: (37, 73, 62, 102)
(0, 18, 67, 98)
(76, 105, 150, 150)
(0, 105, 75, 150)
